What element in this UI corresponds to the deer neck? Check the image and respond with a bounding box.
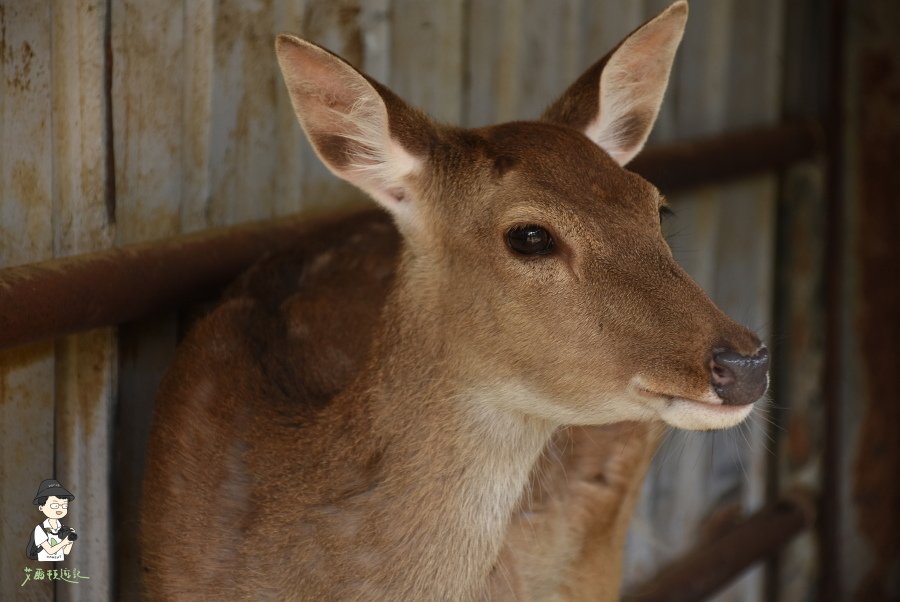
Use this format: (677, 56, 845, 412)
(345, 269, 556, 598)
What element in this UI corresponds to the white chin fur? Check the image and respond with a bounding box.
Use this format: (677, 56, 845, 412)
(656, 398, 755, 431)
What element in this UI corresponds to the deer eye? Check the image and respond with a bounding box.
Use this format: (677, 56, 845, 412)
(507, 225, 554, 255)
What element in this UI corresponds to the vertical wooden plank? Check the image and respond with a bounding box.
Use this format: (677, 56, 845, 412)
(464, 0, 583, 127)
(667, 0, 736, 138)
(52, 332, 115, 602)
(464, 0, 521, 126)
(0, 1, 55, 266)
(357, 0, 391, 83)
(0, 2, 55, 601)
(180, 0, 215, 234)
(0, 344, 55, 602)
(517, 0, 582, 119)
(50, 2, 116, 600)
(50, 2, 113, 258)
(207, 0, 280, 226)
(390, 0, 464, 124)
(110, 2, 185, 599)
(111, 0, 184, 244)
(578, 0, 644, 71)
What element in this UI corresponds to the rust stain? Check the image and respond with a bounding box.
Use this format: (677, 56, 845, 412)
(6, 40, 34, 91)
(12, 160, 42, 202)
(852, 3, 900, 599)
(214, 0, 273, 65)
(9, 160, 51, 263)
(0, 342, 54, 407)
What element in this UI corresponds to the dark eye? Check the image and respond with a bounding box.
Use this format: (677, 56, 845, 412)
(506, 225, 554, 255)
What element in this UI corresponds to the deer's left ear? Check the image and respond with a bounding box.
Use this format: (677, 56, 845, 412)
(542, 1, 688, 166)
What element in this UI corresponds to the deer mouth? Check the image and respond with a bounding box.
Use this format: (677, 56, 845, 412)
(631, 383, 755, 431)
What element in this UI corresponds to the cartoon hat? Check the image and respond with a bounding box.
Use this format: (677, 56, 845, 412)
(32, 479, 74, 505)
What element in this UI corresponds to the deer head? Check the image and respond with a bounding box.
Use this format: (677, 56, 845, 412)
(275, 0, 768, 433)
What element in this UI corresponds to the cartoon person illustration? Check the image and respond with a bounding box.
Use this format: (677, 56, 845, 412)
(30, 479, 77, 562)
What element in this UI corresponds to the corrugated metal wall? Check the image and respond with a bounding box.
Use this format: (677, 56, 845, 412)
(1, 1, 796, 600)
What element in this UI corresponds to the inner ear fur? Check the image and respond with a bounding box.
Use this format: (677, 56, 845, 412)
(275, 35, 435, 218)
(542, 1, 688, 166)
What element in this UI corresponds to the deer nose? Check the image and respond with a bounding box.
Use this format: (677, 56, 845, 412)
(710, 347, 769, 405)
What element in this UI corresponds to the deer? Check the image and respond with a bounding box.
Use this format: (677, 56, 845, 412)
(141, 2, 769, 599)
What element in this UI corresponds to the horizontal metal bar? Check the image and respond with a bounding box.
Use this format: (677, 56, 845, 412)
(0, 207, 365, 350)
(0, 121, 822, 350)
(630, 120, 823, 193)
(623, 490, 817, 602)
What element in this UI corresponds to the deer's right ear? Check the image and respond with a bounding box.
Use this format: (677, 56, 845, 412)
(276, 35, 432, 224)
(542, 1, 688, 166)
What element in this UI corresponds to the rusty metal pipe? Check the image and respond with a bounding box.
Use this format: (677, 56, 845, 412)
(629, 120, 823, 193)
(0, 208, 363, 350)
(623, 491, 817, 602)
(0, 122, 822, 351)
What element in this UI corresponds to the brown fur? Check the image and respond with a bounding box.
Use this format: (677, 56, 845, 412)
(487, 423, 665, 601)
(142, 2, 765, 599)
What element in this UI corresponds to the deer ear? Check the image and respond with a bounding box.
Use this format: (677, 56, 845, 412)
(276, 35, 432, 223)
(542, 1, 687, 166)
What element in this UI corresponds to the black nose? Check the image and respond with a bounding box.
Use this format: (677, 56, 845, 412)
(710, 347, 769, 405)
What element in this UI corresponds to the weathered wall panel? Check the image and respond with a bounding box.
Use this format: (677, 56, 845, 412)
(180, 0, 216, 234)
(50, 1, 115, 600)
(464, 0, 584, 127)
(0, 344, 55, 602)
(53, 331, 115, 602)
(391, 0, 464, 124)
(111, 1, 184, 245)
(208, 0, 281, 226)
(1, 2, 56, 600)
(841, 1, 900, 600)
